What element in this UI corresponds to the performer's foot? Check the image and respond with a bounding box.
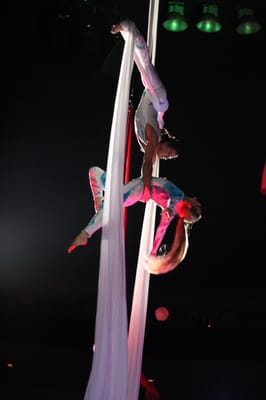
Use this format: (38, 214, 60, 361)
(68, 231, 90, 254)
(111, 24, 122, 34)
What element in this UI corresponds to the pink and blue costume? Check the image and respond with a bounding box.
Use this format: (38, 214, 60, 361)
(84, 167, 184, 255)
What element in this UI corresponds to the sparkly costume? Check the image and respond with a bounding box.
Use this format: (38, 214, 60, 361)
(84, 167, 184, 255)
(119, 20, 169, 152)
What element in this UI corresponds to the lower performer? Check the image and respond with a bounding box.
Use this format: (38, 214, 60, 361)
(68, 167, 202, 275)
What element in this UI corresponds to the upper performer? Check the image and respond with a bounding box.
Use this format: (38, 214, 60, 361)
(68, 167, 201, 275)
(111, 20, 180, 201)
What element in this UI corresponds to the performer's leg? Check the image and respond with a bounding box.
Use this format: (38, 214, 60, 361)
(68, 231, 89, 254)
(112, 20, 168, 125)
(68, 176, 143, 254)
(131, 24, 163, 92)
(68, 203, 104, 254)
(118, 20, 164, 92)
(126, 22, 168, 131)
(89, 167, 106, 212)
(123, 177, 144, 207)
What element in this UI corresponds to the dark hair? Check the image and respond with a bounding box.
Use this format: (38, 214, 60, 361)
(160, 128, 180, 155)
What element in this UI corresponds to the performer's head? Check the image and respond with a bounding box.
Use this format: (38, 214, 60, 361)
(156, 129, 180, 160)
(175, 197, 202, 224)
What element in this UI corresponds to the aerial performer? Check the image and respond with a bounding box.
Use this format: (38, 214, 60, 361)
(111, 20, 180, 201)
(68, 167, 202, 275)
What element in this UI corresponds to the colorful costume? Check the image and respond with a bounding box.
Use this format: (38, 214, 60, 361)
(119, 20, 169, 152)
(85, 167, 184, 255)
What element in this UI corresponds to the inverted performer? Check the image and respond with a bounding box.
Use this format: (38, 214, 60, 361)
(111, 20, 180, 201)
(68, 167, 202, 275)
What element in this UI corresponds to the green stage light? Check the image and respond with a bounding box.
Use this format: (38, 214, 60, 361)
(162, 2, 188, 32)
(236, 8, 262, 35)
(196, 4, 222, 33)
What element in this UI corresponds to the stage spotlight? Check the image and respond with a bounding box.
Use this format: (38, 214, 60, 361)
(235, 8, 262, 35)
(162, 1, 189, 32)
(196, 4, 222, 33)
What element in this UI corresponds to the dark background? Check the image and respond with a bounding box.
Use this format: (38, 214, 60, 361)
(2, 0, 266, 398)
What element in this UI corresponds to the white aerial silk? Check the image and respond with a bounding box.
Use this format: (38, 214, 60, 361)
(84, 1, 160, 399)
(84, 31, 134, 400)
(127, 3, 160, 400)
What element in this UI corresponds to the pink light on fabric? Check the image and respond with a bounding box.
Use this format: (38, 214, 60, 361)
(127, 3, 161, 399)
(260, 161, 266, 195)
(83, 27, 135, 400)
(84, 2, 161, 400)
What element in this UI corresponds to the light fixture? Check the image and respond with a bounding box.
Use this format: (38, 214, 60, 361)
(235, 8, 262, 35)
(162, 1, 189, 32)
(196, 4, 222, 33)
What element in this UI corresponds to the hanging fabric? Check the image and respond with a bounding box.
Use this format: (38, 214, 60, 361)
(127, 1, 160, 400)
(84, 1, 160, 399)
(84, 30, 134, 400)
